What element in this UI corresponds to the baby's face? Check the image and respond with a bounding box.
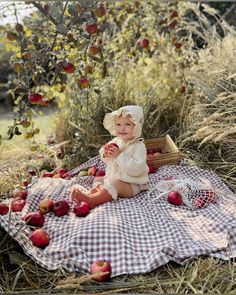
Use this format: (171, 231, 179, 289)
(115, 115, 135, 142)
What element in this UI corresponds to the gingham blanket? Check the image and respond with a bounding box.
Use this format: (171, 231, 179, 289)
(1, 155, 236, 277)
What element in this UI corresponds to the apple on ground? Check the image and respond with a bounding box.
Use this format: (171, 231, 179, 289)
(39, 198, 54, 214)
(11, 198, 26, 212)
(95, 170, 106, 177)
(0, 204, 9, 215)
(22, 211, 45, 227)
(139, 38, 149, 49)
(87, 45, 99, 56)
(73, 201, 90, 217)
(88, 166, 97, 176)
(63, 63, 75, 74)
(90, 260, 112, 282)
(30, 228, 50, 248)
(94, 3, 106, 17)
(28, 169, 37, 176)
(55, 168, 68, 177)
(22, 179, 30, 187)
(28, 93, 43, 104)
(53, 200, 70, 217)
(12, 189, 28, 199)
(41, 171, 54, 178)
(85, 22, 98, 34)
(167, 191, 182, 206)
(79, 78, 89, 88)
(6, 31, 17, 41)
(148, 165, 157, 174)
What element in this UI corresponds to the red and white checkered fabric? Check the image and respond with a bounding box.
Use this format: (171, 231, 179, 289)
(1, 156, 236, 277)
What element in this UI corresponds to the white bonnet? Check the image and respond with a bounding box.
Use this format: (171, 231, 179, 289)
(103, 105, 144, 138)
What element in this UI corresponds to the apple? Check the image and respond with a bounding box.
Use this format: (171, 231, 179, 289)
(148, 165, 156, 174)
(79, 78, 89, 88)
(87, 166, 97, 176)
(22, 179, 29, 187)
(140, 38, 149, 49)
(6, 31, 17, 41)
(55, 168, 68, 177)
(12, 62, 23, 73)
(90, 260, 112, 282)
(28, 93, 43, 104)
(95, 170, 106, 177)
(52, 173, 61, 178)
(30, 228, 50, 248)
(42, 171, 54, 178)
(174, 42, 182, 49)
(63, 63, 75, 74)
(87, 45, 99, 56)
(53, 200, 70, 217)
(22, 51, 31, 60)
(167, 191, 182, 206)
(85, 22, 98, 35)
(73, 201, 90, 217)
(13, 189, 28, 199)
(28, 169, 37, 176)
(0, 204, 9, 215)
(23, 211, 45, 227)
(170, 10, 178, 18)
(94, 3, 106, 17)
(84, 64, 93, 74)
(78, 170, 88, 177)
(15, 23, 24, 32)
(39, 198, 54, 214)
(11, 198, 26, 212)
(40, 99, 49, 106)
(193, 198, 205, 209)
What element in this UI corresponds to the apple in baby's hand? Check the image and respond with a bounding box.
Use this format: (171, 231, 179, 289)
(22, 211, 45, 227)
(11, 198, 26, 212)
(0, 204, 9, 215)
(39, 198, 54, 214)
(167, 191, 182, 206)
(73, 201, 90, 217)
(90, 260, 112, 282)
(87, 166, 97, 176)
(53, 200, 70, 217)
(30, 228, 50, 248)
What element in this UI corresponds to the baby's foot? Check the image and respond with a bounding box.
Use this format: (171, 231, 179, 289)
(70, 186, 92, 206)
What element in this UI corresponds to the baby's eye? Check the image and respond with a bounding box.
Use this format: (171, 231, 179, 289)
(116, 123, 121, 126)
(126, 123, 131, 126)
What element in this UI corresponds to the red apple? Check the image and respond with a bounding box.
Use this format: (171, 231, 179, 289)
(39, 198, 54, 214)
(73, 201, 90, 217)
(6, 31, 17, 41)
(22, 179, 29, 187)
(22, 211, 45, 227)
(94, 3, 106, 17)
(84, 64, 93, 74)
(85, 22, 98, 34)
(28, 169, 37, 176)
(28, 93, 43, 104)
(63, 63, 75, 74)
(148, 165, 156, 174)
(22, 51, 31, 60)
(40, 99, 49, 106)
(53, 200, 70, 217)
(87, 45, 99, 56)
(11, 198, 26, 212)
(79, 78, 89, 88)
(87, 166, 98, 176)
(30, 228, 50, 248)
(55, 168, 68, 177)
(42, 171, 54, 178)
(12, 189, 28, 199)
(170, 10, 178, 18)
(167, 191, 182, 206)
(95, 170, 106, 177)
(140, 38, 149, 49)
(0, 204, 9, 215)
(90, 260, 112, 282)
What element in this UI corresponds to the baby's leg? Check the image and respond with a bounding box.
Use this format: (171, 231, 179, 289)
(110, 179, 134, 198)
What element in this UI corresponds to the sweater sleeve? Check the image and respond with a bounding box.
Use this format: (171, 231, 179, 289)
(115, 142, 147, 177)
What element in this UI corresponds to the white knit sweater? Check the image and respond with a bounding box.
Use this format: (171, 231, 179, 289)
(99, 137, 149, 185)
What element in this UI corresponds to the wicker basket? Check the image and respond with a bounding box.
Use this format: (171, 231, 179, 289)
(144, 135, 180, 168)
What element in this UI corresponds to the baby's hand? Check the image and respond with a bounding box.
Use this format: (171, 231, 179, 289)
(103, 143, 120, 158)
